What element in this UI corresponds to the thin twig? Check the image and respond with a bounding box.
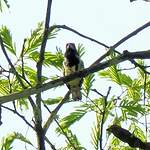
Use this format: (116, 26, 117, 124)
(43, 100, 77, 150)
(1, 105, 34, 129)
(112, 21, 150, 49)
(82, 92, 103, 114)
(44, 137, 57, 150)
(50, 25, 109, 49)
(99, 87, 111, 150)
(143, 72, 148, 140)
(91, 89, 104, 97)
(43, 91, 70, 134)
(90, 48, 112, 66)
(35, 0, 53, 149)
(21, 39, 26, 79)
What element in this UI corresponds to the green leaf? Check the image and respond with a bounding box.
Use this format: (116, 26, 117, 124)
(23, 22, 58, 55)
(91, 120, 100, 150)
(127, 79, 142, 100)
(120, 98, 145, 117)
(83, 74, 95, 97)
(0, 0, 9, 12)
(0, 79, 10, 95)
(129, 123, 146, 142)
(56, 108, 88, 133)
(0, 26, 16, 55)
(16, 65, 48, 85)
(29, 50, 64, 70)
(58, 128, 86, 150)
(77, 43, 85, 58)
(44, 50, 64, 70)
(16, 98, 29, 111)
(137, 60, 145, 80)
(43, 97, 63, 105)
(99, 66, 122, 85)
(0, 132, 33, 150)
(99, 66, 133, 87)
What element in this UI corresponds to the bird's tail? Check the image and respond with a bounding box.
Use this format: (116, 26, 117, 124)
(71, 87, 82, 101)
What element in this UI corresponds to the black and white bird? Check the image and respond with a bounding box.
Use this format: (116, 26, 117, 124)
(63, 43, 84, 100)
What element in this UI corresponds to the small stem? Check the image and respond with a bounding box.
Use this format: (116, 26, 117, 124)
(43, 91, 70, 134)
(1, 105, 34, 129)
(35, 0, 53, 149)
(143, 72, 148, 140)
(99, 87, 111, 150)
(43, 101, 77, 150)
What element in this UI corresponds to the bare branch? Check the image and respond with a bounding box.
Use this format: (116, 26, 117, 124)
(143, 73, 148, 140)
(42, 93, 77, 149)
(43, 91, 70, 134)
(35, 0, 53, 149)
(100, 87, 111, 150)
(1, 105, 34, 129)
(44, 137, 57, 150)
(112, 21, 150, 49)
(50, 25, 109, 48)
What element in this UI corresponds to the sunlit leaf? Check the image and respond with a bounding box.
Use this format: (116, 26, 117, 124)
(57, 128, 86, 150)
(129, 123, 146, 142)
(0, 26, 16, 55)
(29, 50, 64, 70)
(23, 22, 58, 55)
(0, 79, 10, 95)
(0, 0, 9, 12)
(91, 119, 100, 150)
(83, 73, 95, 97)
(99, 66, 133, 87)
(43, 97, 63, 105)
(77, 43, 85, 58)
(120, 98, 145, 117)
(0, 132, 33, 150)
(16, 65, 48, 86)
(56, 108, 88, 133)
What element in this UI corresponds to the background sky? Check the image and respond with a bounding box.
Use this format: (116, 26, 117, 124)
(0, 0, 150, 149)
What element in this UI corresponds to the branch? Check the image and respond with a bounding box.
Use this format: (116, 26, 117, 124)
(50, 21, 150, 67)
(1, 105, 34, 129)
(43, 91, 70, 134)
(112, 21, 150, 49)
(42, 96, 77, 150)
(36, 0, 52, 85)
(143, 73, 148, 140)
(35, 0, 53, 149)
(99, 87, 111, 150)
(0, 50, 150, 104)
(50, 25, 109, 48)
(44, 137, 57, 150)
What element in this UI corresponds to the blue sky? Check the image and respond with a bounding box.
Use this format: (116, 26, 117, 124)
(0, 0, 150, 149)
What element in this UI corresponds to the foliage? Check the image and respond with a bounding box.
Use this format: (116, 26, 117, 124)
(0, 132, 33, 150)
(0, 0, 9, 12)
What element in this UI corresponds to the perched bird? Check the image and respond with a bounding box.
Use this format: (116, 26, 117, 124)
(63, 43, 84, 100)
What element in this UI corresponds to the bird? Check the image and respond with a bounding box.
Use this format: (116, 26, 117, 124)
(63, 43, 84, 100)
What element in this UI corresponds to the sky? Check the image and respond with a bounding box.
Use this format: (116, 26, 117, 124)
(0, 0, 150, 149)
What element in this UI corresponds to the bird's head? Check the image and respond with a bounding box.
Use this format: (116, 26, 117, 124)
(65, 43, 78, 57)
